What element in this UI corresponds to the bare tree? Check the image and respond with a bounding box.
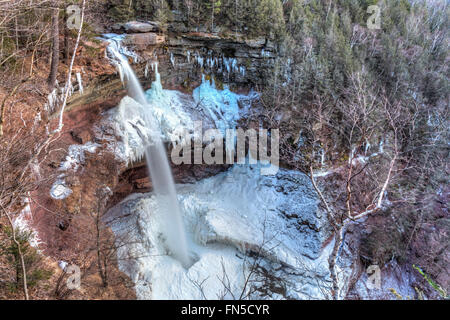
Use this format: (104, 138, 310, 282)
(0, 129, 56, 299)
(306, 76, 402, 299)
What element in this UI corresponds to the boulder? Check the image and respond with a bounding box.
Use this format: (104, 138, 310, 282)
(124, 21, 160, 33)
(123, 33, 165, 47)
(244, 37, 266, 48)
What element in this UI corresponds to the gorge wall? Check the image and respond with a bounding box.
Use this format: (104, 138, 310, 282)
(22, 19, 427, 301)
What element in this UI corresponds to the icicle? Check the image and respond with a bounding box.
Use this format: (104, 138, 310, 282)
(364, 139, 371, 155)
(239, 66, 246, 77)
(320, 149, 325, 167)
(76, 72, 83, 94)
(170, 52, 175, 68)
(224, 57, 231, 73)
(144, 62, 150, 79)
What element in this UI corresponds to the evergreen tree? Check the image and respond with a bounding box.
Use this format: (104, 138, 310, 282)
(205, 0, 222, 32)
(133, 0, 172, 27)
(255, 0, 285, 38)
(106, 0, 135, 22)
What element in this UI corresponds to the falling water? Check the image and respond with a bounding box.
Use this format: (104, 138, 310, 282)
(106, 35, 191, 268)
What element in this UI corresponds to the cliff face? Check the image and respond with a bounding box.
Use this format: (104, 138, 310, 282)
(54, 23, 277, 208)
(109, 21, 277, 89)
(30, 24, 270, 261)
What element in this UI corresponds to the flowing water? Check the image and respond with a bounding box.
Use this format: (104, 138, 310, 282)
(105, 35, 191, 268)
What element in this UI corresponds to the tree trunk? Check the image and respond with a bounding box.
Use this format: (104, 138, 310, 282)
(48, 7, 59, 90)
(63, 13, 69, 65)
(329, 228, 342, 300)
(211, 1, 215, 32)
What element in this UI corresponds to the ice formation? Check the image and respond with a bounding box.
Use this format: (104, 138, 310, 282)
(76, 72, 84, 94)
(44, 81, 75, 114)
(98, 34, 356, 300)
(100, 34, 257, 166)
(59, 142, 100, 171)
(185, 50, 247, 79)
(193, 75, 241, 133)
(105, 162, 353, 300)
(102, 70, 254, 165)
(50, 179, 73, 200)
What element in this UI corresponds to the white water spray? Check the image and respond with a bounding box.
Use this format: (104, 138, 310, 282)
(106, 35, 191, 268)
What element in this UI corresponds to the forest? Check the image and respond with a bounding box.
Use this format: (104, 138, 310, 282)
(0, 0, 448, 301)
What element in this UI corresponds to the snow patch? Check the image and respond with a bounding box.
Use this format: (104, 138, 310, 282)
(49, 142, 100, 200)
(59, 142, 100, 171)
(13, 200, 41, 248)
(50, 179, 73, 200)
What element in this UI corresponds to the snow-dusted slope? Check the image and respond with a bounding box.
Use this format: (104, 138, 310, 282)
(105, 162, 354, 300)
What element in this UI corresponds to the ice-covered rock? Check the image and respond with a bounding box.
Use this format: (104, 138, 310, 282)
(100, 70, 255, 165)
(105, 162, 352, 300)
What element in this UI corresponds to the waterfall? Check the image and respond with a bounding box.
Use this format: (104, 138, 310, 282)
(105, 35, 191, 268)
